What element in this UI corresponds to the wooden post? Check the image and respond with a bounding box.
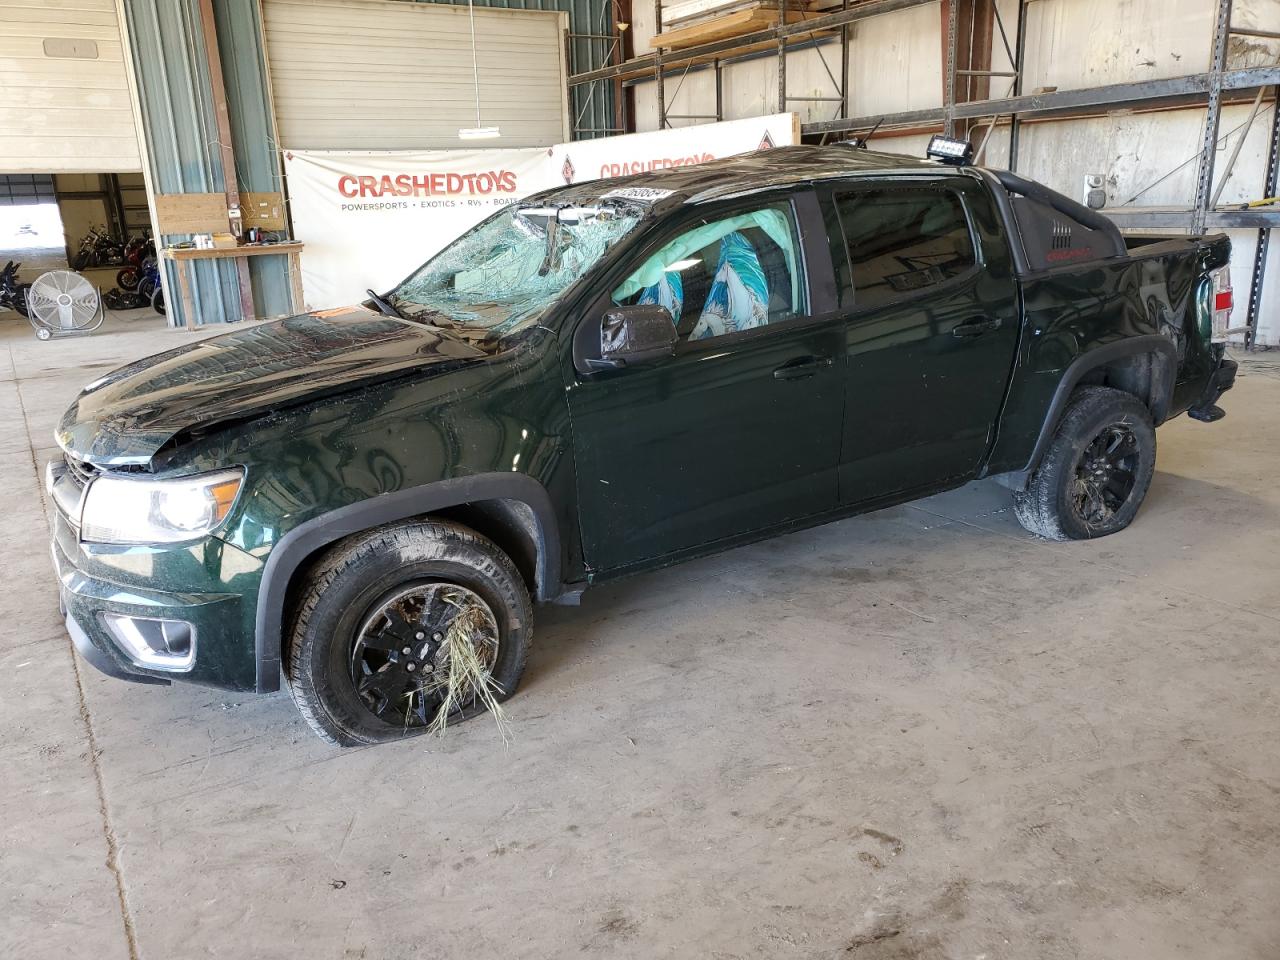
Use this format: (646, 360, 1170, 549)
(197, 0, 256, 325)
(288, 250, 305, 314)
(174, 255, 196, 333)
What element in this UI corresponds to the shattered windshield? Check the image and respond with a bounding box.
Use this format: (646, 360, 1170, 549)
(390, 200, 644, 340)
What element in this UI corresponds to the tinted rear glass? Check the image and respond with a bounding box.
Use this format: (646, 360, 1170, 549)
(834, 188, 976, 310)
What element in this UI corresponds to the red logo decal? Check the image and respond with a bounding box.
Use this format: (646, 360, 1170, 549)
(335, 171, 519, 198)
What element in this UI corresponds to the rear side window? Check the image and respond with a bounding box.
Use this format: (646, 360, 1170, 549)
(833, 188, 976, 310)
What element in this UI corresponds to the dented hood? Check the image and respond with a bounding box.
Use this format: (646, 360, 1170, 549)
(57, 306, 487, 467)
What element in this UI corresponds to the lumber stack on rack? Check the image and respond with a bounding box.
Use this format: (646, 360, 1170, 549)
(651, 1, 826, 51)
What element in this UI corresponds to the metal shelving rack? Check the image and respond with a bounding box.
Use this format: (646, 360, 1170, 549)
(570, 0, 1280, 345)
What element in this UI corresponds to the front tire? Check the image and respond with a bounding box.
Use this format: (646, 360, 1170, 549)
(1013, 386, 1156, 541)
(285, 520, 532, 746)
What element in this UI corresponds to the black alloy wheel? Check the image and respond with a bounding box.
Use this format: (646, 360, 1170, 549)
(285, 520, 532, 746)
(1012, 386, 1156, 541)
(349, 581, 500, 728)
(1069, 424, 1141, 527)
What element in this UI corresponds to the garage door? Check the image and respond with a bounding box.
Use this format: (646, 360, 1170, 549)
(261, 0, 569, 150)
(0, 0, 141, 173)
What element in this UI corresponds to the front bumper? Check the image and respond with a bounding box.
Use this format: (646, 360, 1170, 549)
(64, 609, 169, 685)
(51, 503, 265, 692)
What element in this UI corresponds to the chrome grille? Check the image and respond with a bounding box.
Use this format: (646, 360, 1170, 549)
(63, 453, 98, 489)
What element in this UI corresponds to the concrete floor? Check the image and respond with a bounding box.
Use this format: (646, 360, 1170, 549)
(2, 296, 1279, 960)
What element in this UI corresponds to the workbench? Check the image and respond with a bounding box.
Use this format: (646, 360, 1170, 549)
(163, 241, 305, 330)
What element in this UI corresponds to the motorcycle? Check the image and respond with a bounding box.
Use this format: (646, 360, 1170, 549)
(71, 225, 125, 271)
(0, 261, 31, 318)
(140, 256, 165, 314)
(115, 235, 155, 292)
(103, 254, 164, 315)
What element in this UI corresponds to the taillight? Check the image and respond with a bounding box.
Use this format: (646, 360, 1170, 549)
(1211, 266, 1233, 342)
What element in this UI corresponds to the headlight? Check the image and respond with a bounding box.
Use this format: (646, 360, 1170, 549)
(80, 468, 244, 545)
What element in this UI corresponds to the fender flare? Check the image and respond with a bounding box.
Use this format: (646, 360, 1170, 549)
(253, 473, 562, 693)
(1011, 335, 1177, 486)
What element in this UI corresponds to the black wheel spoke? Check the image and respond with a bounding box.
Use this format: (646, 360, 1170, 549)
(1102, 474, 1131, 504)
(1085, 486, 1107, 521)
(348, 581, 500, 730)
(359, 630, 401, 654)
(1107, 432, 1138, 459)
(1071, 421, 1141, 527)
(383, 608, 422, 643)
(358, 668, 406, 717)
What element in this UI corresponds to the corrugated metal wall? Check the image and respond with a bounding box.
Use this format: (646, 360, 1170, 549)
(416, 0, 617, 139)
(213, 0, 292, 320)
(124, 0, 290, 327)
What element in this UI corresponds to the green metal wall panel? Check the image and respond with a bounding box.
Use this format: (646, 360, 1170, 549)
(214, 0, 291, 319)
(125, 0, 290, 326)
(125, 0, 234, 326)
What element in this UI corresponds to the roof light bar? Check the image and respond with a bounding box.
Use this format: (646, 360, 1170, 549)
(926, 134, 975, 165)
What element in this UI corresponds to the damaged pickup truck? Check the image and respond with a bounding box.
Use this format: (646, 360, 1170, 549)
(49, 144, 1237, 745)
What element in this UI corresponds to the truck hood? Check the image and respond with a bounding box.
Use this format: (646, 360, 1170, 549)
(57, 306, 488, 467)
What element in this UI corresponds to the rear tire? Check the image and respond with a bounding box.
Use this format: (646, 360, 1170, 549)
(1013, 386, 1156, 541)
(285, 520, 532, 746)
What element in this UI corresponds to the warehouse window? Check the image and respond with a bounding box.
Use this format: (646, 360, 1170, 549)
(0, 175, 54, 206)
(834, 188, 976, 311)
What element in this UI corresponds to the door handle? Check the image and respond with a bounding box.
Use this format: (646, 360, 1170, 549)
(773, 355, 833, 380)
(952, 316, 1002, 338)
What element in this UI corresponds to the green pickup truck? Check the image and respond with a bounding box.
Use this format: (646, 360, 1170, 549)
(49, 145, 1237, 745)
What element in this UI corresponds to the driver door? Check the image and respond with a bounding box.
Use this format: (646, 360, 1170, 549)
(564, 192, 845, 574)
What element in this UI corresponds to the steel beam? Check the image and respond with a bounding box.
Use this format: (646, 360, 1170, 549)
(1232, 26, 1280, 40)
(654, 0, 666, 128)
(568, 0, 936, 86)
(1100, 207, 1280, 229)
(1193, 0, 1234, 235)
(714, 58, 723, 121)
(1009, 0, 1027, 170)
(803, 65, 1280, 136)
(942, 0, 958, 136)
(777, 22, 786, 115)
(839, 0, 850, 123)
(1246, 89, 1280, 349)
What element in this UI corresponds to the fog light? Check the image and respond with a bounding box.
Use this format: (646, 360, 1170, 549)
(100, 613, 196, 672)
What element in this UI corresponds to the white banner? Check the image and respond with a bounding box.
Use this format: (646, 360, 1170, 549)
(546, 113, 799, 185)
(283, 147, 555, 310)
(283, 114, 799, 311)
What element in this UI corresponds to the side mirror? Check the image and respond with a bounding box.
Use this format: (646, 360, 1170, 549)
(597, 304, 677, 369)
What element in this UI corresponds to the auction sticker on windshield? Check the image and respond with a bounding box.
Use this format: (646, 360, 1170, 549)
(600, 187, 675, 203)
